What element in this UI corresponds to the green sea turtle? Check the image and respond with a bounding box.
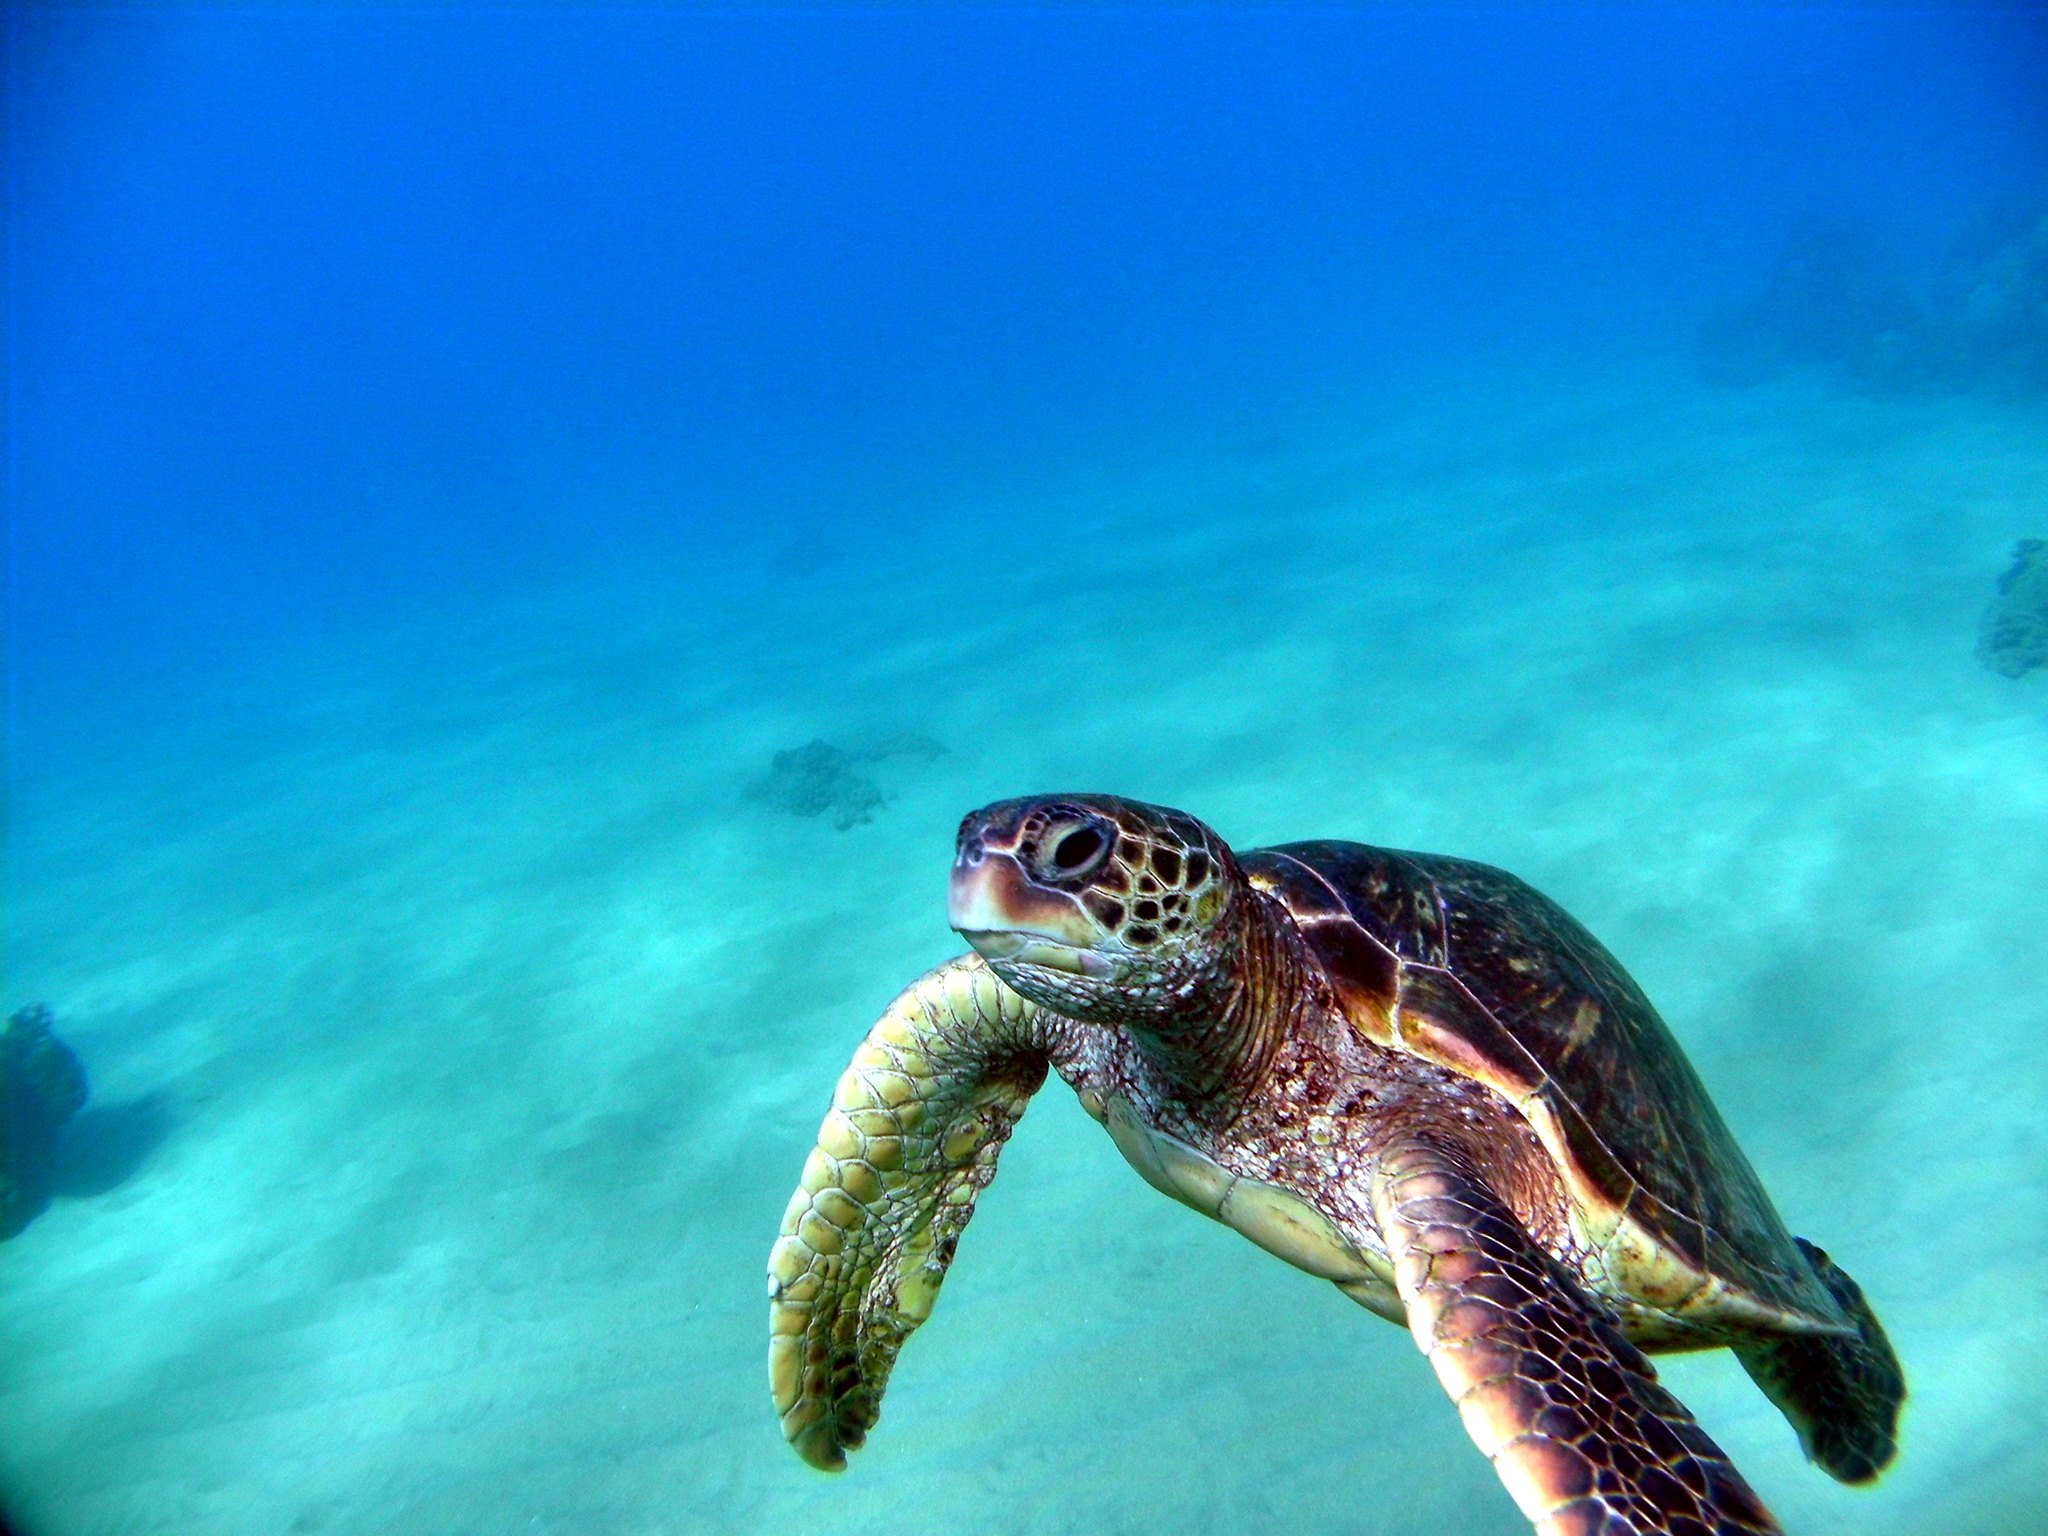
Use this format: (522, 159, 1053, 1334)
(767, 796, 1904, 1534)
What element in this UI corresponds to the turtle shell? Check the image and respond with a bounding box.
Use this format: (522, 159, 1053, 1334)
(1243, 840, 1844, 1336)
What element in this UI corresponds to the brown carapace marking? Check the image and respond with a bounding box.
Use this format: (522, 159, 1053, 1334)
(1563, 998, 1602, 1060)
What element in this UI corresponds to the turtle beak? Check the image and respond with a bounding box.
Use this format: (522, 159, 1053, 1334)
(948, 851, 1109, 978)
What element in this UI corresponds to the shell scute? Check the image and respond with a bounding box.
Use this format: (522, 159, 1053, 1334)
(1247, 841, 1840, 1330)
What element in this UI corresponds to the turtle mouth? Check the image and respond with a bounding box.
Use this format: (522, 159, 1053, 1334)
(957, 928, 1112, 978)
(949, 854, 1108, 977)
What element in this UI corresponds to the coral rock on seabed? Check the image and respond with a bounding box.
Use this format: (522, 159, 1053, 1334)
(752, 741, 886, 830)
(1979, 540, 2048, 680)
(1931, 206, 2048, 398)
(1, 1004, 90, 1240)
(1696, 216, 1926, 391)
(749, 735, 947, 831)
(1699, 205, 2048, 398)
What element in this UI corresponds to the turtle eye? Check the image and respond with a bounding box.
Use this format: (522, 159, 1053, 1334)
(1042, 822, 1111, 880)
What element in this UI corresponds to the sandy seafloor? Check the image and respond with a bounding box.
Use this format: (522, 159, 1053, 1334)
(3, 374, 2046, 1536)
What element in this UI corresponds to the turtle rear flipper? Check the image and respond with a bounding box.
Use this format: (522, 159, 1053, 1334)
(1735, 1238, 1905, 1485)
(768, 956, 1051, 1470)
(1372, 1139, 1783, 1536)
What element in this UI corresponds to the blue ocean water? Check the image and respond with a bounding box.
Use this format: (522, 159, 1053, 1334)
(4, 7, 2046, 1535)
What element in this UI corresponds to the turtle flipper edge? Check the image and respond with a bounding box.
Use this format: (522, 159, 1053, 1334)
(1371, 1139, 1783, 1536)
(768, 955, 1050, 1470)
(1734, 1238, 1904, 1485)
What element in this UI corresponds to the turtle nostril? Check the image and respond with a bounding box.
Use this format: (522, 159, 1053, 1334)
(958, 834, 986, 865)
(1047, 823, 1109, 877)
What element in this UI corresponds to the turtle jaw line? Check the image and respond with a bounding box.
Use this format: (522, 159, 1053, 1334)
(949, 852, 1106, 976)
(958, 929, 1113, 979)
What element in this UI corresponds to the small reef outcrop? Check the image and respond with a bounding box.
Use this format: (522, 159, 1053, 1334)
(749, 734, 946, 830)
(1700, 206, 2048, 398)
(1980, 540, 2048, 680)
(2, 1004, 90, 1240)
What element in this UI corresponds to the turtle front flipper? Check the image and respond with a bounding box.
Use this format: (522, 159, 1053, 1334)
(768, 954, 1052, 1471)
(1734, 1238, 1904, 1485)
(1371, 1139, 1783, 1536)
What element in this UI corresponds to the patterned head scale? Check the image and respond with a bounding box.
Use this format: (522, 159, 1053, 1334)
(948, 793, 1239, 1020)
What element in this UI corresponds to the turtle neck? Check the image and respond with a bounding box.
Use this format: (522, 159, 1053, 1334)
(1129, 879, 1303, 1115)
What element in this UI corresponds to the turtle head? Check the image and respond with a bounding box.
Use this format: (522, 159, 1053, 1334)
(948, 794, 1242, 1025)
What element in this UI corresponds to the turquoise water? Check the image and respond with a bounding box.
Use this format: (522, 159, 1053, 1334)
(4, 10, 2046, 1535)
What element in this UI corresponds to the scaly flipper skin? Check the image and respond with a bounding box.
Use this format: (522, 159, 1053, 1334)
(1371, 1139, 1784, 1536)
(767, 955, 1049, 1471)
